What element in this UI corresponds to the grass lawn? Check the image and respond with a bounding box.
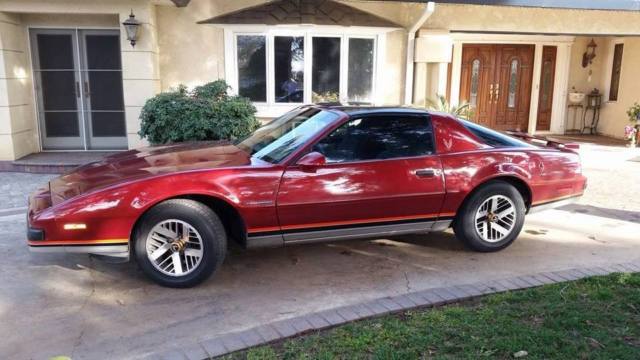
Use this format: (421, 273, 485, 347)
(224, 273, 640, 360)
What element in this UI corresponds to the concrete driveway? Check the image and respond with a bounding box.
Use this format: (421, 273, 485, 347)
(1, 141, 639, 359)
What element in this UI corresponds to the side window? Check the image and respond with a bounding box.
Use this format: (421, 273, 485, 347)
(609, 43, 623, 101)
(313, 115, 434, 163)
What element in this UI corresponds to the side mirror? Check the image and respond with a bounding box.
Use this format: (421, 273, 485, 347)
(296, 151, 326, 172)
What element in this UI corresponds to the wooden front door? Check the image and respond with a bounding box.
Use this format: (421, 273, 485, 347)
(536, 46, 557, 131)
(460, 44, 535, 131)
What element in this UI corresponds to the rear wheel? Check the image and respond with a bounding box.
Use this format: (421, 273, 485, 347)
(453, 181, 526, 252)
(134, 199, 226, 288)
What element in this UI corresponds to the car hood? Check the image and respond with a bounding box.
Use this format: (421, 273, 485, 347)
(49, 141, 254, 204)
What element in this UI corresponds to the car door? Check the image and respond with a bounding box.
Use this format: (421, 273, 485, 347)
(276, 114, 446, 243)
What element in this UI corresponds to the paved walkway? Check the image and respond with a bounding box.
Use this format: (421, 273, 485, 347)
(160, 260, 640, 359)
(0, 140, 639, 359)
(0, 172, 55, 209)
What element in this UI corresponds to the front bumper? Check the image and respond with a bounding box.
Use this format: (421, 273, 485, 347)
(27, 215, 129, 260)
(28, 242, 130, 259)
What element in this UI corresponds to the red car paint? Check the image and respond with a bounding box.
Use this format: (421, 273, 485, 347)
(27, 106, 586, 254)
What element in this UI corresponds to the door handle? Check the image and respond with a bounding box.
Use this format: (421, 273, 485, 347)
(83, 81, 90, 98)
(489, 84, 494, 102)
(494, 83, 500, 103)
(75, 81, 81, 98)
(415, 168, 438, 178)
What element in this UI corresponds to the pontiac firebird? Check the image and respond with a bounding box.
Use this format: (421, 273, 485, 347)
(27, 106, 587, 287)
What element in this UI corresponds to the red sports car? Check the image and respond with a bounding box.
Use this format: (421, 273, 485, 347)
(28, 106, 587, 287)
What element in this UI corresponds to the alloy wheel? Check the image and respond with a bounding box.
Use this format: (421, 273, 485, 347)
(146, 219, 204, 277)
(474, 195, 517, 243)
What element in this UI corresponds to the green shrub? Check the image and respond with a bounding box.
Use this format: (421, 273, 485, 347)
(138, 80, 260, 145)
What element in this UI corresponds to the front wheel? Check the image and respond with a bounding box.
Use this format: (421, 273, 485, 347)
(453, 181, 526, 252)
(134, 199, 227, 288)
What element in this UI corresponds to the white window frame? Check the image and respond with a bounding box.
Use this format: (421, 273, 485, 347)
(223, 25, 393, 118)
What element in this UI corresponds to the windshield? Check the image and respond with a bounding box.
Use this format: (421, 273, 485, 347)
(236, 107, 340, 163)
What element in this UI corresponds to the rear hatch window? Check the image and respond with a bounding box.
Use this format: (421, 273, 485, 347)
(459, 119, 535, 148)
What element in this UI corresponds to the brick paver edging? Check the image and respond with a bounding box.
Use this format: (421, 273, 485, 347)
(149, 260, 640, 360)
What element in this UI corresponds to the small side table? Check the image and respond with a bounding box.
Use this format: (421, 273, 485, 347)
(582, 94, 602, 134)
(566, 104, 584, 134)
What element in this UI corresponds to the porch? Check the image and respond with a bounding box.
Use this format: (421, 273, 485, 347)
(548, 134, 630, 147)
(412, 33, 640, 139)
(0, 151, 116, 174)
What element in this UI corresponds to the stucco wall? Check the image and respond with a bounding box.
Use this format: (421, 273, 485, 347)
(566, 36, 640, 139)
(380, 29, 406, 105)
(423, 3, 640, 35)
(156, 1, 228, 90)
(599, 38, 640, 138)
(155, 0, 269, 91)
(0, 12, 38, 160)
(568, 37, 609, 95)
(338, 0, 426, 29)
(120, 3, 159, 149)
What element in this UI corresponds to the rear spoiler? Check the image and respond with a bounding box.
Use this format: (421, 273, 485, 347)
(505, 131, 580, 151)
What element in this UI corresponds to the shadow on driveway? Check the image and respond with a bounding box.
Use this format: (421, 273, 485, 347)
(559, 203, 640, 224)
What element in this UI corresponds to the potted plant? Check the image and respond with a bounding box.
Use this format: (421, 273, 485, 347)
(626, 102, 640, 147)
(426, 94, 474, 120)
(624, 125, 638, 148)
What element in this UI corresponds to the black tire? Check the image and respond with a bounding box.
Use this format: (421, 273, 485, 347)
(134, 199, 227, 288)
(453, 181, 526, 252)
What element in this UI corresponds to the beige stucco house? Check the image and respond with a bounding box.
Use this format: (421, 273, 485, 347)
(1, 0, 639, 162)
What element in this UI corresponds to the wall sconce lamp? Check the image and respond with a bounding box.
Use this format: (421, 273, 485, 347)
(122, 10, 141, 47)
(582, 38, 597, 68)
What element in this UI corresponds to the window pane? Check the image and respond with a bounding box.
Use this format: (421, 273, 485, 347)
(541, 60, 553, 107)
(89, 111, 126, 137)
(508, 59, 519, 108)
(85, 35, 121, 70)
(470, 59, 480, 107)
(41, 111, 80, 137)
(609, 43, 623, 101)
(312, 37, 340, 102)
(314, 116, 434, 163)
(37, 34, 74, 70)
(347, 38, 374, 103)
(39, 70, 77, 111)
(274, 36, 304, 103)
(237, 35, 266, 102)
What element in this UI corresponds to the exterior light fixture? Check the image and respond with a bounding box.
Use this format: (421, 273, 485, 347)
(122, 10, 141, 47)
(582, 38, 597, 68)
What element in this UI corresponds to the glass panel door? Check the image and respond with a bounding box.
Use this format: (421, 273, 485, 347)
(30, 29, 84, 150)
(79, 30, 127, 149)
(30, 29, 127, 150)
